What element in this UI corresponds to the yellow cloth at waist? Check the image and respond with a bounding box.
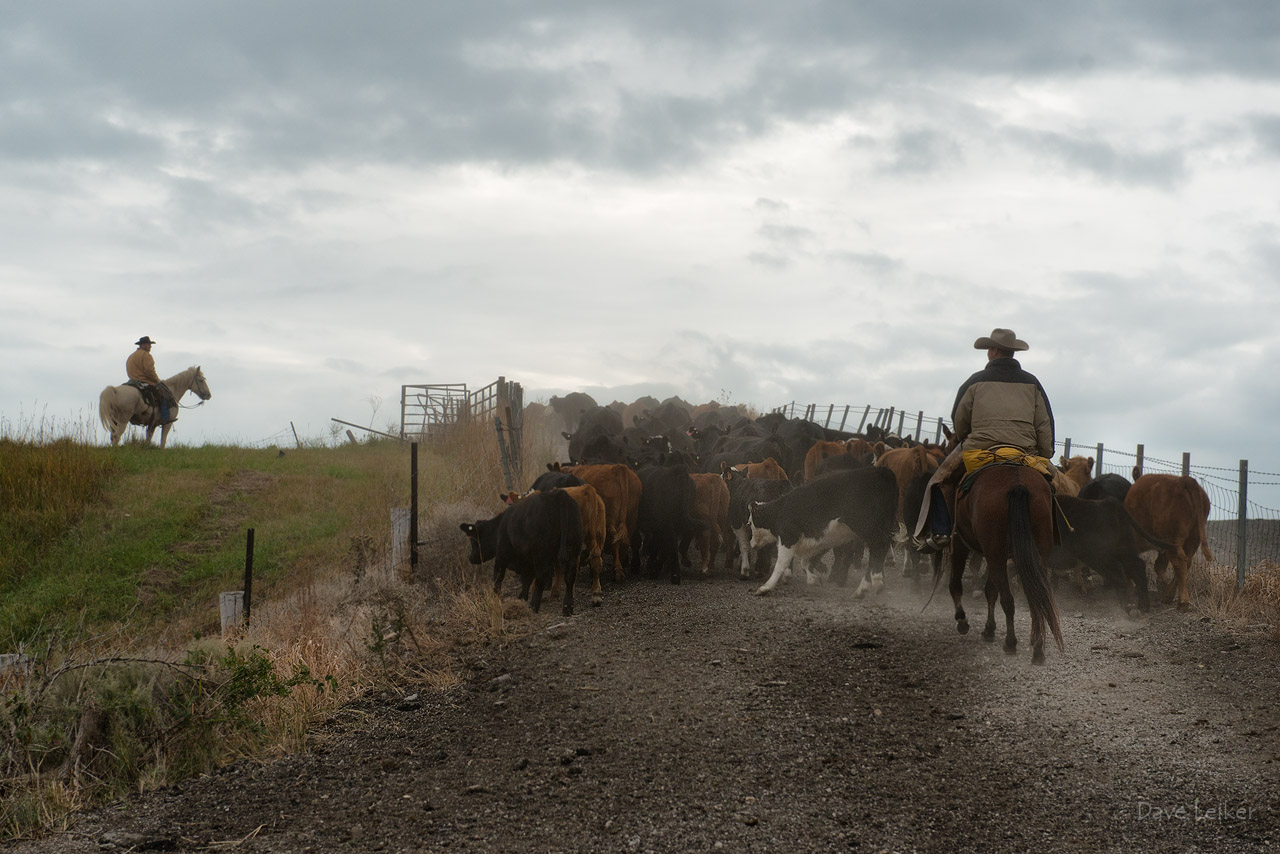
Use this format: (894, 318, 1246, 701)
(961, 447, 1052, 476)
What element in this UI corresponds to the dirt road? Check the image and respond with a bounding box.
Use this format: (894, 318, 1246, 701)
(17, 569, 1280, 853)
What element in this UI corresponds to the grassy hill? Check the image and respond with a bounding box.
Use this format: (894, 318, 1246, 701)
(0, 427, 538, 839)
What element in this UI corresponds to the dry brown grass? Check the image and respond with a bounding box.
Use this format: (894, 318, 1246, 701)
(1187, 558, 1280, 627)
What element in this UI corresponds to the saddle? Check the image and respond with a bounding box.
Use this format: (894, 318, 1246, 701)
(124, 379, 159, 407)
(957, 454, 1062, 545)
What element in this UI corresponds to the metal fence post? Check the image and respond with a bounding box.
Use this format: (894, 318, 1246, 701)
(243, 528, 254, 626)
(1238, 460, 1248, 590)
(914, 411, 924, 441)
(857, 405, 871, 433)
(825, 404, 835, 428)
(1063, 438, 1071, 458)
(839, 405, 850, 432)
(1096, 443, 1104, 476)
(896, 409, 906, 436)
(935, 418, 943, 443)
(1182, 452, 1190, 477)
(410, 442, 419, 578)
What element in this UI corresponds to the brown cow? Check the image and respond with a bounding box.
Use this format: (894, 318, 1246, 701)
(802, 438, 878, 482)
(559, 463, 642, 576)
(1054, 455, 1094, 497)
(1124, 473, 1215, 611)
(724, 457, 789, 481)
(505, 483, 608, 605)
(682, 473, 731, 575)
(874, 445, 941, 531)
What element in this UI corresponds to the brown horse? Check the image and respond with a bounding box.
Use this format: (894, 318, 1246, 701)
(948, 463, 1064, 664)
(99, 365, 212, 449)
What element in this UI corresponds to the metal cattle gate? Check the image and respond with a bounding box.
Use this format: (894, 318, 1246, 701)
(400, 376, 524, 442)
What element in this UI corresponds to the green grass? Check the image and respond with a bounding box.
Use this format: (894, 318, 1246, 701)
(0, 439, 412, 647)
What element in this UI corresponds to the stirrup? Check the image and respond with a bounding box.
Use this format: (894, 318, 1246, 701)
(913, 534, 949, 554)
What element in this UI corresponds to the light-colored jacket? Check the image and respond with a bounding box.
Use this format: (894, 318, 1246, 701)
(126, 348, 161, 385)
(952, 357, 1054, 457)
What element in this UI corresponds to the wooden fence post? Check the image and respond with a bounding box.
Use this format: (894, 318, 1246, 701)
(839, 405, 850, 432)
(1096, 443, 1104, 476)
(914, 411, 923, 441)
(1182, 452, 1190, 477)
(1136, 444, 1144, 477)
(857, 405, 871, 433)
(495, 417, 515, 492)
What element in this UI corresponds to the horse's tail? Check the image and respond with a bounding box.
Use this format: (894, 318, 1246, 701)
(1008, 484, 1064, 652)
(98, 386, 118, 432)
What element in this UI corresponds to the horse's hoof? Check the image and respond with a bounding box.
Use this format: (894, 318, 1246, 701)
(1032, 651, 1046, 665)
(1003, 642, 1018, 655)
(982, 629, 995, 642)
(1177, 601, 1191, 613)
(591, 597, 602, 608)
(753, 586, 771, 597)
(956, 620, 969, 635)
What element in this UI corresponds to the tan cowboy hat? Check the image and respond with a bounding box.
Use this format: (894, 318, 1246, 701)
(973, 328, 1028, 351)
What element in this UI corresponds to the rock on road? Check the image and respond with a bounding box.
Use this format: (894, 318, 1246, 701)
(16, 571, 1280, 853)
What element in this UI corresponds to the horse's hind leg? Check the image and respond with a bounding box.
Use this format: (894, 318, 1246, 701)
(950, 542, 970, 634)
(1030, 612, 1046, 665)
(998, 562, 1018, 655)
(982, 565, 999, 642)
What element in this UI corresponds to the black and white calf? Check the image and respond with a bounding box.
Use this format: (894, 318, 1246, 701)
(748, 467, 898, 596)
(459, 489, 584, 616)
(722, 467, 792, 579)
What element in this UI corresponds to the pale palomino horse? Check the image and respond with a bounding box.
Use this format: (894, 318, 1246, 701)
(99, 365, 212, 448)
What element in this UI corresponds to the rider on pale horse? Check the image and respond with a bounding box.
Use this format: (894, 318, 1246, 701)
(913, 328, 1057, 553)
(126, 336, 177, 424)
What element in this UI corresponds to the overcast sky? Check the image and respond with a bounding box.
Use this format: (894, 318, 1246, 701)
(3, 2, 1279, 488)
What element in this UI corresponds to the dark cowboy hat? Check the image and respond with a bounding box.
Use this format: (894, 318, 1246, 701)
(135, 336, 156, 346)
(973, 328, 1028, 351)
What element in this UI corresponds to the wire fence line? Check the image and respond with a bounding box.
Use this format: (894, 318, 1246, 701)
(776, 401, 1280, 579)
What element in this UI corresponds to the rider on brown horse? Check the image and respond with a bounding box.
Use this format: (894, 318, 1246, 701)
(913, 327, 1056, 552)
(126, 336, 177, 424)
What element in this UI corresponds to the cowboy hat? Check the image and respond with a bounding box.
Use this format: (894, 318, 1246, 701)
(973, 328, 1028, 351)
(135, 336, 156, 346)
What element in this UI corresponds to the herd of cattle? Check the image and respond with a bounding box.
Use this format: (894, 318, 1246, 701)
(458, 393, 1215, 626)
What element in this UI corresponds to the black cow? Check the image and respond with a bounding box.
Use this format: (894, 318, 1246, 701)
(459, 490, 584, 616)
(748, 467, 898, 597)
(812, 451, 874, 478)
(701, 436, 786, 474)
(530, 470, 586, 490)
(636, 400, 692, 435)
(633, 460, 705, 584)
(562, 405, 625, 463)
(722, 467, 792, 579)
(1079, 473, 1132, 503)
(1049, 495, 1173, 613)
(548, 392, 599, 433)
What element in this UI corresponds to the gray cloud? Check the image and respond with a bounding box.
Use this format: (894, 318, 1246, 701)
(829, 251, 903, 277)
(1008, 128, 1188, 188)
(6, 3, 1278, 179)
(879, 129, 963, 176)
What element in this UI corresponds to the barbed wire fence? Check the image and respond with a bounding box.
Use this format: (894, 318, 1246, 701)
(774, 401, 1280, 584)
